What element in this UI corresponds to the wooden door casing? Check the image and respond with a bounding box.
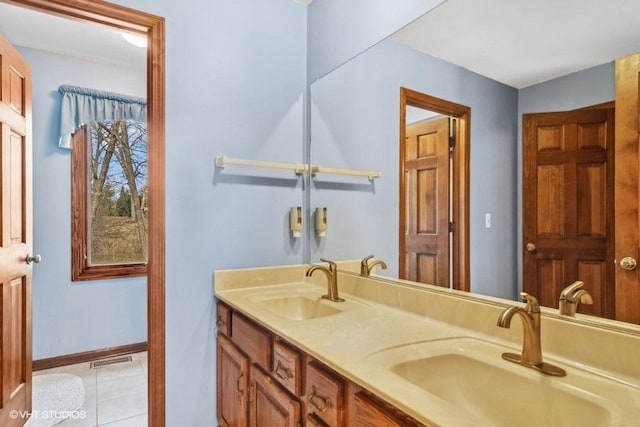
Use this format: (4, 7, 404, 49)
(399, 88, 470, 292)
(402, 117, 450, 286)
(0, 31, 32, 427)
(615, 53, 640, 324)
(523, 106, 615, 317)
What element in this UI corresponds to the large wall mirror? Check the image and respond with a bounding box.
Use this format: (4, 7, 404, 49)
(309, 0, 640, 327)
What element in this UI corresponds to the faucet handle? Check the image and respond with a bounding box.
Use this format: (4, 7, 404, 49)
(520, 292, 540, 313)
(560, 281, 584, 300)
(361, 255, 374, 266)
(320, 258, 337, 272)
(360, 255, 375, 275)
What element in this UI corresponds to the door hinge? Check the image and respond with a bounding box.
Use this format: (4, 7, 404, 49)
(449, 221, 455, 232)
(449, 135, 455, 149)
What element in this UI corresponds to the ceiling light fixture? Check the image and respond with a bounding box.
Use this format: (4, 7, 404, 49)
(120, 32, 147, 48)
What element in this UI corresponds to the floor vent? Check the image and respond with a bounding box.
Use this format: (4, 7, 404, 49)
(90, 355, 133, 369)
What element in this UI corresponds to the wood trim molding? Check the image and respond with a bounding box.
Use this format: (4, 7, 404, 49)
(33, 342, 147, 371)
(614, 53, 640, 323)
(399, 87, 471, 292)
(2, 1, 166, 425)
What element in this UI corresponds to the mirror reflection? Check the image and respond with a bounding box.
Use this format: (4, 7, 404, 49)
(310, 0, 640, 324)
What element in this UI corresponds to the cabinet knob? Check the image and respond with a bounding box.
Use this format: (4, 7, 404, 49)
(308, 385, 331, 413)
(526, 243, 536, 253)
(274, 360, 293, 380)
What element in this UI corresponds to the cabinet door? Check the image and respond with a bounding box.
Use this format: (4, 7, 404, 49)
(218, 335, 250, 427)
(250, 365, 300, 427)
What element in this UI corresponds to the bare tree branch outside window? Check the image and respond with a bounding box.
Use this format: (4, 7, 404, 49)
(88, 119, 147, 265)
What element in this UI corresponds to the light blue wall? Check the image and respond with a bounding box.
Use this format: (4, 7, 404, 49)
(21, 46, 148, 360)
(108, 0, 307, 425)
(516, 62, 615, 291)
(310, 39, 519, 299)
(307, 0, 445, 81)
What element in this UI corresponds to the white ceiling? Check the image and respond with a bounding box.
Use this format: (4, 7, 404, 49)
(2, 0, 639, 89)
(392, 0, 640, 88)
(0, 2, 145, 71)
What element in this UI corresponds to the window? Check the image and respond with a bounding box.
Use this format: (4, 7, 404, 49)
(71, 119, 148, 280)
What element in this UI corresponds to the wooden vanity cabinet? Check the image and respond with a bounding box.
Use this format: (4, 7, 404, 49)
(217, 304, 300, 427)
(216, 301, 425, 427)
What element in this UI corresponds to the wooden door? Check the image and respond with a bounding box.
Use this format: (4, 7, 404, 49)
(249, 365, 300, 427)
(0, 33, 32, 427)
(402, 117, 450, 286)
(615, 53, 640, 324)
(523, 107, 614, 317)
(217, 335, 249, 427)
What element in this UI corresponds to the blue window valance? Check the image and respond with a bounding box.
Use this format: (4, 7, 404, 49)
(58, 85, 146, 148)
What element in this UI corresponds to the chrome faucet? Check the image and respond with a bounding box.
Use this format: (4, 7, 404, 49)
(558, 281, 593, 316)
(360, 255, 388, 277)
(306, 258, 344, 302)
(497, 292, 566, 376)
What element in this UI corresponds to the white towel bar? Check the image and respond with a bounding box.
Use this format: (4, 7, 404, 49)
(215, 155, 308, 175)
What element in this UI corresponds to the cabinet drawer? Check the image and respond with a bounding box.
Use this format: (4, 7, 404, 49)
(231, 312, 272, 369)
(305, 362, 345, 426)
(216, 302, 231, 337)
(272, 340, 301, 395)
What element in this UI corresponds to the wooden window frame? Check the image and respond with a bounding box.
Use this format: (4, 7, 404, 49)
(71, 124, 147, 281)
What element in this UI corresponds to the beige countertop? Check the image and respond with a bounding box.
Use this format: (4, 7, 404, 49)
(214, 264, 640, 427)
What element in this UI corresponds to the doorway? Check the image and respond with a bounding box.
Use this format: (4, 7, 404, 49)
(0, 1, 166, 426)
(399, 87, 470, 291)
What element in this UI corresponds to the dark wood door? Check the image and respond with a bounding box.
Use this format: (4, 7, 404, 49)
(402, 117, 450, 286)
(523, 106, 614, 317)
(217, 335, 249, 427)
(249, 365, 300, 427)
(0, 32, 32, 427)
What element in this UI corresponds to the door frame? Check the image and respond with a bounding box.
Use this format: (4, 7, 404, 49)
(614, 53, 640, 324)
(1, 0, 166, 425)
(399, 87, 470, 291)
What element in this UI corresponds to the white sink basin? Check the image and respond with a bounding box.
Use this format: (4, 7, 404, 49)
(367, 337, 629, 427)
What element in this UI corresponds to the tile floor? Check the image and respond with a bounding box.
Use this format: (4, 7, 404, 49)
(34, 351, 148, 427)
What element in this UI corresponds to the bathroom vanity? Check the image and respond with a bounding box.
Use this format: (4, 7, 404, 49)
(214, 264, 640, 426)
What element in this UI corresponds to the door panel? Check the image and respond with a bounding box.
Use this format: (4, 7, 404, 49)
(0, 31, 32, 427)
(402, 117, 450, 287)
(523, 107, 614, 318)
